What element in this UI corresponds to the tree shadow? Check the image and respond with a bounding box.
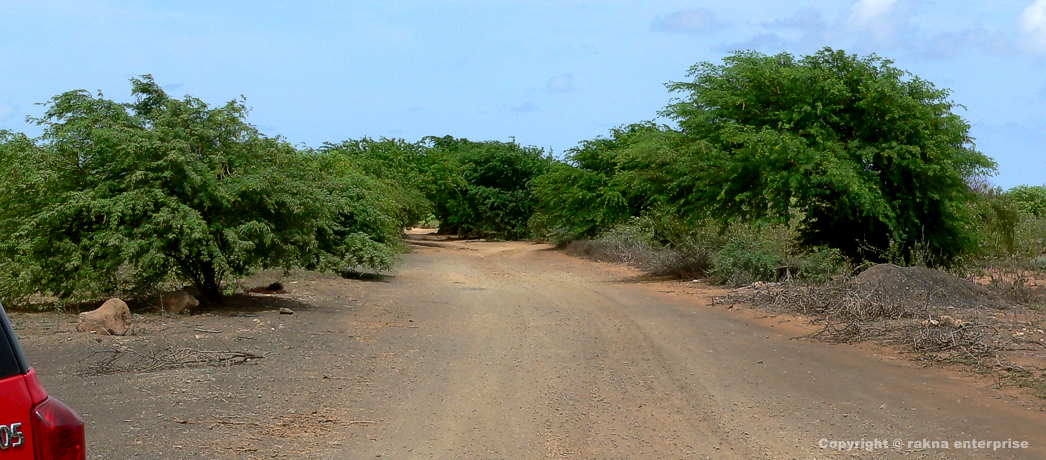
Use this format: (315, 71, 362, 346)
(613, 274, 693, 284)
(340, 270, 394, 283)
(203, 293, 315, 315)
(7, 288, 315, 316)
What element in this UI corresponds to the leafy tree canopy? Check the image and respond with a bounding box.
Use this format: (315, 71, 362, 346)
(318, 137, 435, 229)
(530, 122, 690, 241)
(1006, 185, 1046, 218)
(661, 47, 996, 265)
(425, 136, 549, 240)
(0, 76, 400, 305)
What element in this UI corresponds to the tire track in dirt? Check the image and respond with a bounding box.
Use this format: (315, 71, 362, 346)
(346, 235, 1046, 459)
(18, 233, 1046, 459)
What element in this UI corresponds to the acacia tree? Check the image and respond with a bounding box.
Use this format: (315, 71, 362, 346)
(0, 76, 399, 304)
(662, 48, 996, 265)
(530, 122, 685, 241)
(425, 136, 549, 240)
(1006, 185, 1046, 217)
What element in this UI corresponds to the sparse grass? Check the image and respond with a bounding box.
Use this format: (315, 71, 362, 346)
(565, 215, 849, 286)
(962, 259, 1046, 309)
(710, 238, 781, 286)
(719, 264, 1046, 400)
(564, 230, 712, 279)
(1006, 368, 1046, 399)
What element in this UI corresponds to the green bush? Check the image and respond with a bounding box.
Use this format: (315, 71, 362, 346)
(0, 77, 401, 305)
(427, 137, 549, 240)
(1007, 185, 1046, 218)
(1016, 217, 1046, 258)
(967, 185, 1021, 257)
(711, 238, 783, 286)
(789, 247, 850, 283)
(530, 123, 681, 242)
(317, 138, 435, 229)
(308, 154, 406, 275)
(963, 184, 1046, 272)
(535, 49, 994, 268)
(662, 48, 996, 266)
(1031, 256, 1046, 271)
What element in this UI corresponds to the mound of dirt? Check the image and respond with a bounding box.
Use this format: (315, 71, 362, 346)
(855, 264, 1009, 310)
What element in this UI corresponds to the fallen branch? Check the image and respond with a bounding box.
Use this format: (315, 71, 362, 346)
(80, 343, 264, 376)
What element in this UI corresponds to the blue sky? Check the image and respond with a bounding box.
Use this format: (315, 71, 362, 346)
(1, 0, 1044, 188)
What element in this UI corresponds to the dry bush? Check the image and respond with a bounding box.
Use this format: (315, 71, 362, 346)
(721, 266, 1015, 366)
(905, 322, 998, 358)
(971, 263, 1046, 308)
(734, 281, 920, 322)
(564, 232, 712, 278)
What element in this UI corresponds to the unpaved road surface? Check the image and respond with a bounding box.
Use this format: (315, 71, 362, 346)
(12, 233, 1046, 459)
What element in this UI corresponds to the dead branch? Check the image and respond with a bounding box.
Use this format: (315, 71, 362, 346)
(79, 343, 264, 376)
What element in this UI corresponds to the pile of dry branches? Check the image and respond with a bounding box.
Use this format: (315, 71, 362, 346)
(80, 343, 264, 376)
(719, 280, 1010, 364)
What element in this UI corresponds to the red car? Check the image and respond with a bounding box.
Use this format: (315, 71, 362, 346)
(0, 303, 85, 460)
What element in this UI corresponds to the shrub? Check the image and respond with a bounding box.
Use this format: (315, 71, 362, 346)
(790, 247, 851, 283)
(711, 238, 783, 286)
(564, 213, 849, 285)
(1015, 216, 1046, 258)
(1007, 185, 1046, 218)
(0, 77, 401, 305)
(969, 185, 1022, 257)
(1031, 256, 1046, 272)
(530, 123, 679, 242)
(426, 136, 549, 240)
(564, 218, 712, 278)
(317, 138, 435, 229)
(662, 48, 996, 266)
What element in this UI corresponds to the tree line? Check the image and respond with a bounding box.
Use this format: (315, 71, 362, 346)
(1, 48, 1043, 306)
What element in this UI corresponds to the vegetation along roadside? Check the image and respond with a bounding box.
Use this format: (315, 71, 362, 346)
(1, 48, 1042, 358)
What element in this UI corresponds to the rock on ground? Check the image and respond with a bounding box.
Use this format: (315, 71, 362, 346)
(76, 298, 132, 335)
(160, 290, 200, 314)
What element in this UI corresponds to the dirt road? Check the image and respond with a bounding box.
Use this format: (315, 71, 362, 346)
(14, 233, 1046, 459)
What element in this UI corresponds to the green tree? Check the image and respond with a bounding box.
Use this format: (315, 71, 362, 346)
(1006, 185, 1046, 218)
(307, 151, 405, 276)
(662, 48, 996, 265)
(426, 137, 549, 240)
(0, 76, 399, 305)
(530, 122, 687, 241)
(970, 184, 1021, 257)
(318, 137, 434, 228)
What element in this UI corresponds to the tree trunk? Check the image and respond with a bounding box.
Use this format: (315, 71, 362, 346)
(198, 260, 223, 304)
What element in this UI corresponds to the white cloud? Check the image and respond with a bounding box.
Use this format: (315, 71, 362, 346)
(651, 8, 725, 36)
(0, 103, 17, 121)
(851, 0, 899, 24)
(1020, 0, 1046, 53)
(840, 0, 909, 48)
(544, 73, 575, 93)
(732, 1, 1009, 60)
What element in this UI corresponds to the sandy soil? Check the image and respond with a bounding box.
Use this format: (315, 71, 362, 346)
(10, 230, 1046, 459)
